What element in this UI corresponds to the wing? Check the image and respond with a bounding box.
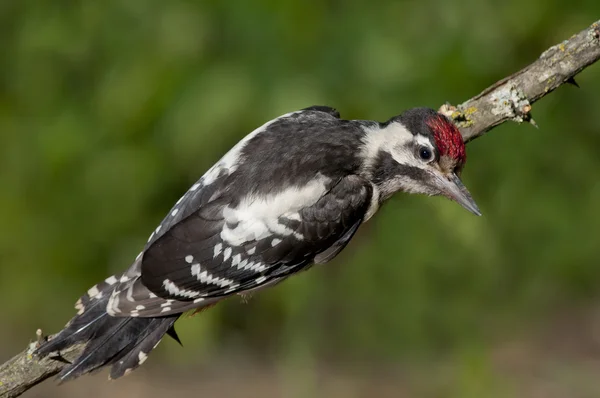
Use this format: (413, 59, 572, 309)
(108, 174, 372, 317)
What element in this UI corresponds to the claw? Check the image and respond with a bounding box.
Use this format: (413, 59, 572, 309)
(49, 353, 72, 364)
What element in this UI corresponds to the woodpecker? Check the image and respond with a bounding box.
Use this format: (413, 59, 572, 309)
(36, 106, 480, 381)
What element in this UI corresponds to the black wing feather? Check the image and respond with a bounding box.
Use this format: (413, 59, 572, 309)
(110, 175, 371, 317)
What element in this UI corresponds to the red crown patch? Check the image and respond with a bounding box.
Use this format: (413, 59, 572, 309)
(427, 115, 466, 165)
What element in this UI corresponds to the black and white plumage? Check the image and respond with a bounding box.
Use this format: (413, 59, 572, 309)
(36, 105, 480, 381)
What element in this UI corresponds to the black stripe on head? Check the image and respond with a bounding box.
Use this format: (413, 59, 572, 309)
(371, 150, 429, 186)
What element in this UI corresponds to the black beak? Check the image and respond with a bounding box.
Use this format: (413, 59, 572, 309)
(433, 172, 481, 216)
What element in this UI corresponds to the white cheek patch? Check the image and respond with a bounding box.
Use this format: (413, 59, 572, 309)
(390, 134, 435, 168)
(389, 145, 419, 168)
(360, 122, 413, 172)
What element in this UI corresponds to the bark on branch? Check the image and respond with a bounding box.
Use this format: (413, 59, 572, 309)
(1, 18, 599, 398)
(0, 330, 83, 398)
(442, 20, 600, 142)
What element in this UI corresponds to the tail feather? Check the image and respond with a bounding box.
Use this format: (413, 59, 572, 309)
(108, 317, 175, 379)
(57, 313, 131, 380)
(36, 275, 179, 381)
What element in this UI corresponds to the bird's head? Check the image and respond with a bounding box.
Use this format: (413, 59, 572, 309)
(361, 107, 481, 215)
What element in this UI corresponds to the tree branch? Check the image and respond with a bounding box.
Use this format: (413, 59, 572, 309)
(442, 20, 600, 142)
(0, 330, 83, 398)
(1, 18, 599, 398)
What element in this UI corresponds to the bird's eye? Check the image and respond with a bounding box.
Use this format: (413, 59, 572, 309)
(418, 146, 433, 161)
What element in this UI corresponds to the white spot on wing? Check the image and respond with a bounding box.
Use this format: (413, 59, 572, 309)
(185, 255, 194, 263)
(271, 238, 281, 247)
(223, 247, 232, 261)
(105, 275, 118, 285)
(190, 262, 199, 276)
(191, 263, 235, 287)
(252, 262, 267, 272)
(107, 292, 121, 316)
(220, 176, 329, 246)
(230, 257, 267, 273)
(171, 208, 179, 217)
(255, 276, 267, 284)
(138, 351, 148, 365)
(161, 300, 174, 307)
(213, 243, 223, 258)
(247, 247, 256, 255)
(87, 285, 99, 298)
(190, 183, 200, 191)
(162, 279, 200, 298)
(75, 298, 85, 315)
(126, 283, 135, 302)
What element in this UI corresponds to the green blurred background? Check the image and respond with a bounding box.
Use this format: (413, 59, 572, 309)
(1, 1, 600, 397)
